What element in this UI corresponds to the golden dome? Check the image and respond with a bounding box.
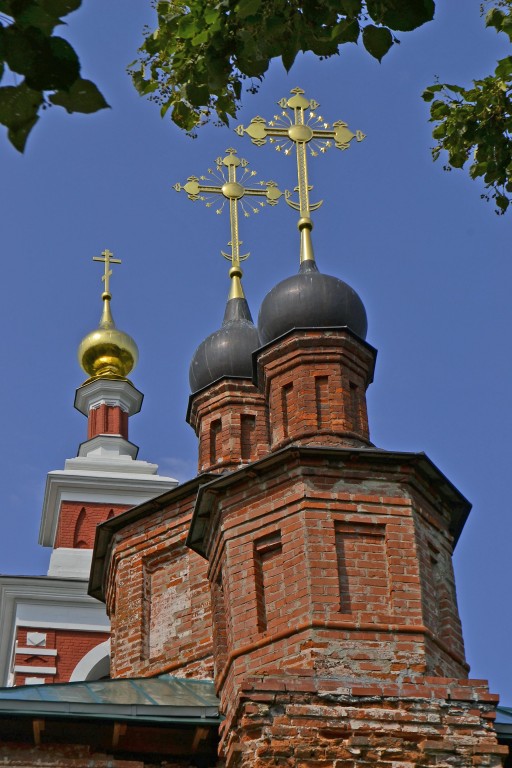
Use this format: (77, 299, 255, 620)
(78, 291, 138, 381)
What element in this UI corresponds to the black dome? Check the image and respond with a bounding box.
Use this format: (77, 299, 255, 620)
(189, 297, 261, 393)
(258, 261, 368, 345)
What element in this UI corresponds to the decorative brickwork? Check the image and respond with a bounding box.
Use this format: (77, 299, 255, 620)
(187, 379, 269, 474)
(55, 502, 131, 549)
(103, 480, 214, 680)
(14, 627, 109, 685)
(254, 329, 376, 450)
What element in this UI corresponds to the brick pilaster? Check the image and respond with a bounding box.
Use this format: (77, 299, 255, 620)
(87, 403, 129, 439)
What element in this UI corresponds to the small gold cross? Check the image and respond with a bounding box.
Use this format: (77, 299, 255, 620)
(174, 148, 282, 270)
(93, 249, 121, 295)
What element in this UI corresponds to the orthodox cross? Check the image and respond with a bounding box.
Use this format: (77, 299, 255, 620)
(236, 87, 365, 219)
(93, 249, 121, 295)
(174, 147, 282, 270)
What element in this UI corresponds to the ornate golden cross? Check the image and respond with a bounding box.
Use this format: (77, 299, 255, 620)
(236, 87, 365, 219)
(93, 249, 121, 295)
(174, 148, 282, 270)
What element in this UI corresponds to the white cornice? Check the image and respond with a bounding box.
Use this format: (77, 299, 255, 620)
(77, 435, 139, 460)
(0, 576, 110, 687)
(74, 378, 143, 417)
(39, 467, 178, 547)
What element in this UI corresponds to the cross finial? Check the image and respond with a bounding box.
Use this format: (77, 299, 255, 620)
(236, 88, 365, 265)
(174, 149, 282, 298)
(92, 248, 122, 297)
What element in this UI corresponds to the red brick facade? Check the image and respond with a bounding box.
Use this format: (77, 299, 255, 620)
(54, 501, 131, 549)
(104, 479, 214, 680)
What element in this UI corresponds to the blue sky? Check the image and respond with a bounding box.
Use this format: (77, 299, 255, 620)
(1, 2, 511, 702)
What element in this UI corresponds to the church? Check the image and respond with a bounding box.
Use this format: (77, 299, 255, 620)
(0, 87, 510, 768)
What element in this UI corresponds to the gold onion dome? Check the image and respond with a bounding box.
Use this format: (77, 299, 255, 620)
(78, 291, 138, 381)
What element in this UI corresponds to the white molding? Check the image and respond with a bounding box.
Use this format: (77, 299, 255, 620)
(24, 677, 46, 685)
(74, 379, 143, 417)
(15, 665, 56, 674)
(77, 435, 139, 460)
(90, 400, 129, 412)
(39, 468, 178, 547)
(69, 639, 110, 682)
(15, 648, 57, 656)
(47, 548, 93, 578)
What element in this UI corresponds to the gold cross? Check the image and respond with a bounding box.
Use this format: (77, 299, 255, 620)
(174, 148, 282, 269)
(236, 87, 365, 219)
(92, 249, 121, 295)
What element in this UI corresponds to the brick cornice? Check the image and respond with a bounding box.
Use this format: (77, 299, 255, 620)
(187, 445, 471, 558)
(215, 618, 470, 693)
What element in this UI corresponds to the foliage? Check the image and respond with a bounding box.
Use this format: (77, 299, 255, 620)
(423, 1, 512, 214)
(0, 0, 108, 152)
(131, 0, 435, 133)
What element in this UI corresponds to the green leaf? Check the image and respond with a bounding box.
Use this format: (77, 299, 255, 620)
(185, 81, 209, 107)
(0, 81, 41, 151)
(422, 84, 444, 102)
(49, 77, 109, 112)
(204, 7, 219, 25)
(0, 81, 41, 127)
(8, 113, 38, 151)
(332, 17, 360, 44)
(236, 0, 261, 20)
(485, 7, 505, 30)
(15, 7, 60, 34)
(367, 0, 435, 31)
(3, 27, 80, 89)
(40, 0, 82, 16)
(338, 0, 362, 15)
(362, 24, 393, 61)
(172, 100, 197, 131)
(496, 193, 509, 213)
(27, 35, 80, 89)
(177, 14, 197, 39)
(495, 56, 512, 79)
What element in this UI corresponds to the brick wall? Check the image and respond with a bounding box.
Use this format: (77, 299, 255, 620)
(221, 674, 505, 768)
(55, 502, 131, 549)
(104, 480, 213, 680)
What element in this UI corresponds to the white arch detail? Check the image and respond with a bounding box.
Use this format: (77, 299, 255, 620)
(69, 639, 111, 682)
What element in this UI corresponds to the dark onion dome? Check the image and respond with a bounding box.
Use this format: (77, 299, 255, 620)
(189, 289, 261, 393)
(258, 219, 368, 344)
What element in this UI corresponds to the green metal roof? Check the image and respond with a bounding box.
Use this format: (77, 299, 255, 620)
(0, 674, 220, 724)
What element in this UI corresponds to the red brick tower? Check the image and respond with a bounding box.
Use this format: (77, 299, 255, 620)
(187, 260, 269, 474)
(187, 223, 504, 767)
